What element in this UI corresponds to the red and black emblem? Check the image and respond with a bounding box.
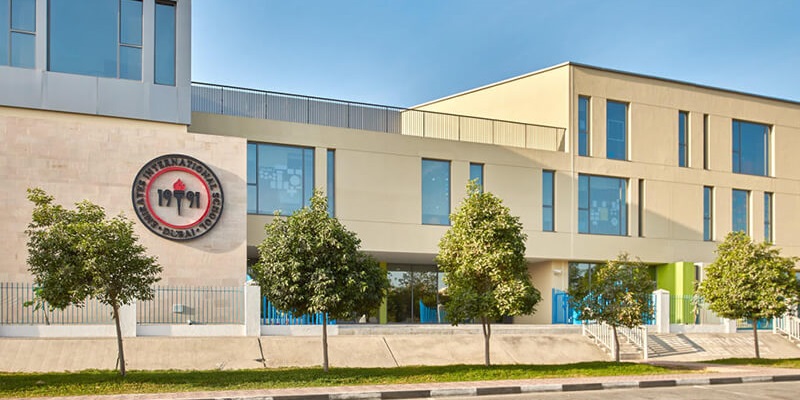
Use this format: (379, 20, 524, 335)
(132, 154, 224, 240)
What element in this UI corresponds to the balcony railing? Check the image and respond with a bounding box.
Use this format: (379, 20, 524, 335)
(191, 82, 567, 152)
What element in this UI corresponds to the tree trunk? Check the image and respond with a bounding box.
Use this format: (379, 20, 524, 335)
(612, 325, 620, 362)
(322, 313, 329, 372)
(752, 317, 760, 359)
(112, 302, 126, 377)
(481, 316, 491, 366)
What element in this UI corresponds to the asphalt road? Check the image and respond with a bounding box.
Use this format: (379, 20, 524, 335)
(435, 381, 800, 400)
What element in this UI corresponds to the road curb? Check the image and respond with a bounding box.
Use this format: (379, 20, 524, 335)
(190, 373, 800, 400)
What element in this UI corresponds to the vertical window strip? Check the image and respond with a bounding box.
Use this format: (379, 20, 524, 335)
(578, 96, 589, 156)
(764, 192, 773, 243)
(7, 0, 35, 68)
(327, 150, 335, 217)
(155, 0, 176, 85)
(732, 189, 749, 234)
(469, 163, 484, 190)
(678, 111, 688, 167)
(703, 114, 709, 170)
(606, 101, 627, 160)
(542, 170, 554, 232)
(118, 0, 142, 80)
(638, 179, 645, 237)
(703, 186, 713, 241)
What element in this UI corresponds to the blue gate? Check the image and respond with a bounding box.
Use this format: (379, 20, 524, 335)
(552, 289, 579, 324)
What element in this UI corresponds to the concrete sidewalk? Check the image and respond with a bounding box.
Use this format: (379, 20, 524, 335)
(17, 362, 800, 400)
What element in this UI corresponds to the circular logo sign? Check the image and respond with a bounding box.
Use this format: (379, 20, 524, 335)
(132, 154, 224, 240)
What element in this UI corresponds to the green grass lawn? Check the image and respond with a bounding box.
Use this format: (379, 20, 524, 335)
(706, 358, 800, 369)
(0, 362, 674, 398)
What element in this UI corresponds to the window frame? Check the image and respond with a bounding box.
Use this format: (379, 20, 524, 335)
(703, 186, 713, 241)
(732, 119, 770, 177)
(732, 188, 750, 235)
(578, 96, 590, 157)
(578, 174, 628, 236)
(678, 111, 689, 167)
(421, 158, 451, 226)
(327, 149, 335, 217)
(542, 169, 555, 232)
(469, 162, 484, 191)
(764, 192, 773, 243)
(154, 0, 176, 85)
(606, 100, 628, 161)
(3, 0, 36, 68)
(247, 142, 316, 216)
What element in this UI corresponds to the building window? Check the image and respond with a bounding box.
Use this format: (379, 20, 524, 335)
(542, 170, 554, 232)
(732, 120, 770, 176)
(764, 192, 773, 243)
(1, 0, 35, 68)
(606, 101, 627, 160)
(678, 111, 688, 167)
(638, 179, 645, 237)
(703, 186, 713, 241)
(422, 159, 450, 225)
(154, 0, 176, 85)
(327, 149, 335, 217)
(703, 114, 709, 170)
(469, 163, 483, 190)
(578, 174, 627, 236)
(732, 189, 749, 234)
(49, 0, 143, 80)
(578, 96, 589, 156)
(247, 143, 314, 216)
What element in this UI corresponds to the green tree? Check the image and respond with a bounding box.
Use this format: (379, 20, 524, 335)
(252, 190, 389, 372)
(697, 231, 800, 358)
(568, 253, 655, 362)
(436, 181, 541, 366)
(25, 188, 161, 377)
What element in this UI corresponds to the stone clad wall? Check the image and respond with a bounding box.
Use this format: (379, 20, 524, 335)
(0, 106, 247, 286)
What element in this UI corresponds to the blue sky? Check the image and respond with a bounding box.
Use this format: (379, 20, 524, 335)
(192, 1, 800, 108)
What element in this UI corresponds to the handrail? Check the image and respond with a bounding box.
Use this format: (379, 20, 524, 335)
(774, 314, 800, 342)
(618, 325, 649, 360)
(582, 322, 616, 359)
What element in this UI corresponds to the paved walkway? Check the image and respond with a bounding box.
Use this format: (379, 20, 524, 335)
(18, 362, 800, 400)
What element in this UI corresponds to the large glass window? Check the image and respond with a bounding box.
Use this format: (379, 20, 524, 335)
(1, 0, 36, 68)
(578, 174, 628, 236)
(578, 96, 589, 156)
(49, 0, 142, 80)
(606, 101, 627, 160)
(422, 159, 450, 225)
(703, 114, 709, 170)
(703, 186, 713, 241)
(327, 150, 335, 217)
(764, 192, 773, 243)
(732, 120, 769, 176)
(387, 264, 446, 323)
(678, 111, 688, 167)
(469, 163, 483, 190)
(542, 170, 554, 232)
(732, 189, 749, 234)
(154, 1, 176, 85)
(247, 143, 314, 216)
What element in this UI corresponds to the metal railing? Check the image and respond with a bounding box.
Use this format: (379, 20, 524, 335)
(0, 282, 113, 325)
(582, 322, 616, 357)
(137, 286, 244, 325)
(670, 294, 721, 325)
(774, 314, 800, 342)
(618, 325, 649, 360)
(261, 298, 333, 325)
(191, 82, 567, 152)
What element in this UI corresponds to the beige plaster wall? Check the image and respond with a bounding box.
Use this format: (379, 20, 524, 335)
(0, 107, 247, 285)
(413, 64, 570, 131)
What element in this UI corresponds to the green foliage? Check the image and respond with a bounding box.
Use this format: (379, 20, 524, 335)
(252, 190, 389, 320)
(0, 362, 675, 397)
(697, 231, 800, 321)
(568, 253, 655, 329)
(437, 181, 541, 326)
(25, 188, 162, 376)
(26, 188, 162, 309)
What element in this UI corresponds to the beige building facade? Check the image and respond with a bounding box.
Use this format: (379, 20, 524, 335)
(1, 1, 798, 325)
